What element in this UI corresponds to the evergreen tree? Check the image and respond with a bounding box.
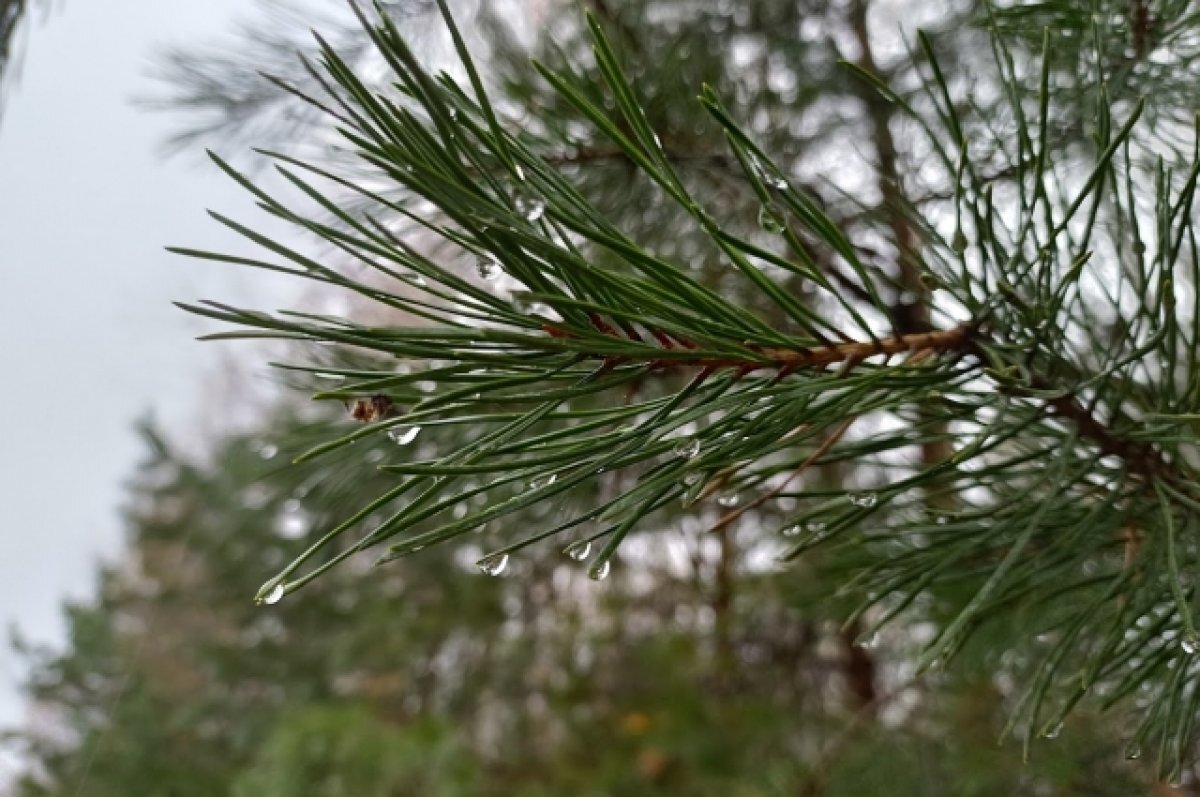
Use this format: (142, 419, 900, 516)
(16, 0, 1200, 789)
(162, 0, 1200, 780)
(8, 415, 1154, 795)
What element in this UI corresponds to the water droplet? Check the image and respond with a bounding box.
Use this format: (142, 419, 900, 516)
(1124, 741, 1141, 760)
(258, 444, 279, 460)
(1043, 722, 1063, 739)
(848, 491, 877, 508)
(588, 560, 611, 581)
(682, 471, 704, 486)
(529, 473, 558, 489)
(515, 195, 546, 222)
(388, 425, 420, 445)
(514, 164, 526, 181)
(476, 255, 501, 280)
(477, 552, 509, 577)
(673, 437, 701, 459)
(783, 524, 803, 537)
(757, 203, 786, 234)
(403, 272, 427, 287)
(716, 490, 741, 508)
(447, 107, 458, 119)
(951, 229, 968, 253)
(750, 158, 789, 190)
(313, 372, 345, 382)
(1131, 240, 1146, 255)
(564, 540, 592, 561)
(264, 584, 285, 605)
(1182, 633, 1199, 655)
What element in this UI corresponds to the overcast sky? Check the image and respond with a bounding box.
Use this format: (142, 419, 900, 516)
(0, 0, 301, 753)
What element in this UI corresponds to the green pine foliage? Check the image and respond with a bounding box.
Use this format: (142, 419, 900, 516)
(7, 416, 1154, 795)
(166, 0, 1200, 775)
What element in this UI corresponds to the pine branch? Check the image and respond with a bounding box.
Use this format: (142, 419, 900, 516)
(173, 0, 1200, 774)
(545, 317, 977, 374)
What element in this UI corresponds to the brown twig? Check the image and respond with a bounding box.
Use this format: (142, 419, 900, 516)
(1041, 385, 1167, 479)
(546, 319, 977, 375)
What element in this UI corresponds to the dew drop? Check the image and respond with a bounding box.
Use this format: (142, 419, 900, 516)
(476, 255, 501, 280)
(258, 444, 279, 460)
(1182, 633, 1199, 655)
(514, 164, 526, 181)
(388, 425, 420, 445)
(848, 491, 878, 508)
(529, 473, 558, 490)
(951, 229, 968, 253)
(588, 560, 611, 581)
(716, 490, 741, 508)
(313, 372, 345, 382)
(782, 524, 803, 537)
(403, 272, 427, 287)
(682, 471, 704, 486)
(1124, 742, 1141, 760)
(264, 584, 285, 605)
(515, 195, 546, 222)
(564, 540, 592, 561)
(673, 436, 701, 459)
(1043, 722, 1063, 740)
(477, 552, 509, 577)
(757, 203, 786, 234)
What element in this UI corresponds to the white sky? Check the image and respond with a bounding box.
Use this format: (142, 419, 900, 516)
(0, 0, 300, 745)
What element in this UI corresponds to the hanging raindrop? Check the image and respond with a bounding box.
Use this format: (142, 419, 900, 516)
(848, 492, 878, 508)
(515, 195, 546, 222)
(1182, 633, 1199, 655)
(258, 443, 279, 460)
(476, 255, 501, 280)
(388, 425, 420, 446)
(588, 560, 611, 581)
(1124, 742, 1141, 760)
(757, 203, 786, 234)
(476, 553, 509, 577)
(672, 437, 701, 459)
(264, 584, 285, 605)
(564, 540, 592, 561)
(951, 229, 968, 253)
(716, 490, 741, 508)
(1043, 722, 1063, 739)
(529, 473, 558, 490)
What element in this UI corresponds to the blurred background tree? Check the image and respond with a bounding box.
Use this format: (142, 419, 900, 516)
(6, 414, 1153, 795)
(11, 0, 1200, 793)
(0, 0, 53, 116)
